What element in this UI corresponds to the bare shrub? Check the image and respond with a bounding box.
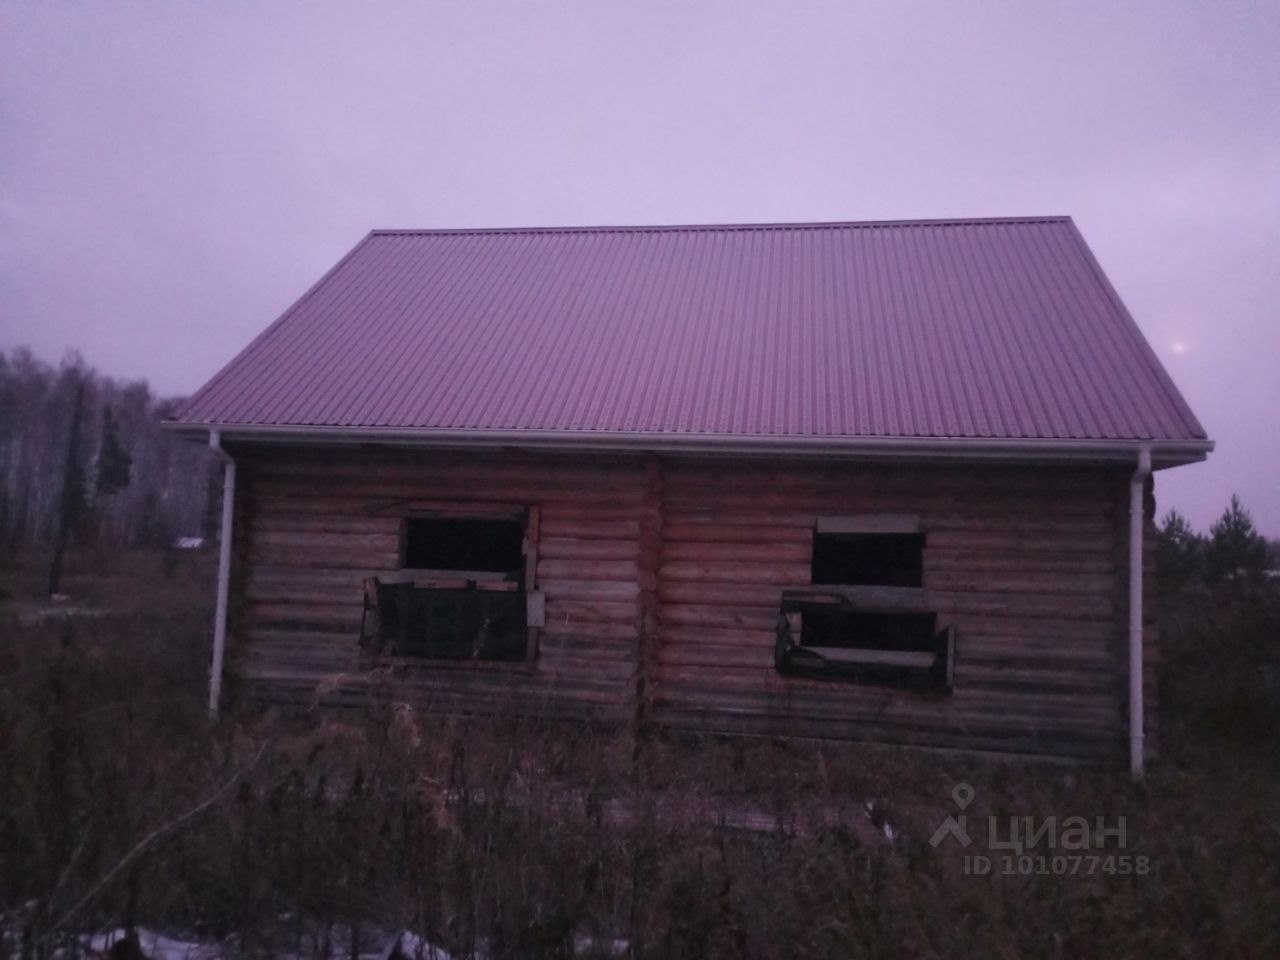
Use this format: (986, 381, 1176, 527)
(1, 550, 1277, 959)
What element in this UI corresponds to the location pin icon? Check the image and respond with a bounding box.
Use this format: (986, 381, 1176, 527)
(952, 782, 975, 810)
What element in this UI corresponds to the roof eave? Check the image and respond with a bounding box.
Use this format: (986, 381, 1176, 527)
(163, 422, 1213, 469)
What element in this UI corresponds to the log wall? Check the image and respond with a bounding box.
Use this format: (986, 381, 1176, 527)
(652, 458, 1143, 761)
(230, 446, 649, 721)
(226, 445, 1157, 762)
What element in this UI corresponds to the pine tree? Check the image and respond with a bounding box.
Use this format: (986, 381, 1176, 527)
(1156, 508, 1202, 590)
(1204, 495, 1269, 589)
(95, 405, 132, 495)
(45, 375, 88, 596)
(136, 489, 164, 547)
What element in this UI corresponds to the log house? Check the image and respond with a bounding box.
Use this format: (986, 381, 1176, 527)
(170, 218, 1211, 769)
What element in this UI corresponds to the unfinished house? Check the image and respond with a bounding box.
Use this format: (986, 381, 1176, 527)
(169, 218, 1212, 772)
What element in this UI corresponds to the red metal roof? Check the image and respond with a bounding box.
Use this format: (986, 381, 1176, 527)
(176, 218, 1206, 445)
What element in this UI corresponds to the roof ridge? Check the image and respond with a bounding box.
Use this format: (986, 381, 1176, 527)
(368, 216, 1073, 238)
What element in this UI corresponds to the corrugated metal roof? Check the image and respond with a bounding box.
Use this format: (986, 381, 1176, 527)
(175, 217, 1207, 444)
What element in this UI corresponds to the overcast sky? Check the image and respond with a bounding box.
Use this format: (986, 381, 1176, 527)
(3, 1, 1277, 534)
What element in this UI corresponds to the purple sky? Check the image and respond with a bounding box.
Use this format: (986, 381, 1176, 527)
(3, 2, 1278, 534)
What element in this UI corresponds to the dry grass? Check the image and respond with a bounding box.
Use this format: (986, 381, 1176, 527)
(0, 548, 1277, 959)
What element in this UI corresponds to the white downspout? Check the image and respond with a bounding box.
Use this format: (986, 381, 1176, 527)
(1129, 446, 1152, 779)
(208, 430, 237, 718)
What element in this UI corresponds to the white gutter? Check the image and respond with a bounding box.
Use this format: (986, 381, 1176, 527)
(207, 430, 237, 718)
(164, 422, 1213, 468)
(1129, 446, 1153, 779)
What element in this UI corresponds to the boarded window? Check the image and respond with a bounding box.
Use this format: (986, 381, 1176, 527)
(376, 581, 528, 662)
(774, 519, 952, 692)
(800, 608, 936, 651)
(362, 512, 534, 664)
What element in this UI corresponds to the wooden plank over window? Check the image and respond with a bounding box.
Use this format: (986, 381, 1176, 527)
(786, 584, 931, 613)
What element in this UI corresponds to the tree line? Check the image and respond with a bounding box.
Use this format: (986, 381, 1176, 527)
(0, 347, 216, 556)
(1157, 496, 1277, 595)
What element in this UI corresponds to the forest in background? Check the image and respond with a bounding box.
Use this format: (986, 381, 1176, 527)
(0, 347, 215, 551)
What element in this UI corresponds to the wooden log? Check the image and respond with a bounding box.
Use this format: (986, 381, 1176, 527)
(538, 537, 640, 561)
(932, 592, 1114, 620)
(536, 558, 637, 582)
(657, 644, 774, 670)
(248, 454, 645, 486)
(924, 571, 1115, 595)
(658, 582, 789, 607)
(250, 531, 401, 552)
(539, 578, 640, 602)
(246, 547, 402, 571)
(527, 656, 635, 683)
(538, 635, 636, 659)
(952, 663, 1118, 692)
(662, 540, 812, 563)
(659, 560, 810, 585)
(925, 531, 1113, 553)
(251, 515, 402, 535)
(927, 552, 1116, 575)
(541, 619, 637, 642)
(662, 603, 777, 631)
(538, 517, 642, 539)
(249, 492, 630, 522)
(663, 460, 1112, 495)
(662, 523, 813, 544)
(544, 599, 638, 626)
(959, 639, 1114, 667)
(660, 625, 775, 648)
(252, 477, 644, 507)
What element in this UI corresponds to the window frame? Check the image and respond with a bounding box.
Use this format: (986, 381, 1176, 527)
(774, 514, 953, 693)
(362, 501, 542, 673)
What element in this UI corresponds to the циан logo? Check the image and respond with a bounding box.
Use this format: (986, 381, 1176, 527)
(929, 782, 974, 848)
(927, 780, 1149, 877)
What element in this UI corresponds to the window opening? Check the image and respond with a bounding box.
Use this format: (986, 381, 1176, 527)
(361, 512, 532, 664)
(811, 532, 924, 587)
(404, 517, 524, 574)
(775, 521, 951, 691)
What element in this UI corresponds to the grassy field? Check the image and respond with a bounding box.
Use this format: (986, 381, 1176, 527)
(1, 547, 1277, 959)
